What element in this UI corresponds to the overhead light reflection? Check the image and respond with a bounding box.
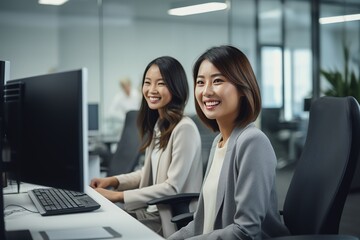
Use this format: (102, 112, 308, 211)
(319, 13, 360, 24)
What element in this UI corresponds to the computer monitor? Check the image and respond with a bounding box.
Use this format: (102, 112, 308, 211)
(88, 103, 99, 136)
(0, 60, 9, 240)
(3, 69, 88, 193)
(0, 164, 4, 240)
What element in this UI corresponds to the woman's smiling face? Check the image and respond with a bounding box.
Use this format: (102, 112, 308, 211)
(195, 59, 241, 124)
(142, 64, 172, 117)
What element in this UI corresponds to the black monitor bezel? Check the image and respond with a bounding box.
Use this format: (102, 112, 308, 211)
(3, 69, 88, 193)
(0, 59, 9, 240)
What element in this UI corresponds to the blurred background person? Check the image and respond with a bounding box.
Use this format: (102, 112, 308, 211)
(105, 77, 141, 138)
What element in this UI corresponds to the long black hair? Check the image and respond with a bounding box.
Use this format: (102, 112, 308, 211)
(137, 56, 189, 151)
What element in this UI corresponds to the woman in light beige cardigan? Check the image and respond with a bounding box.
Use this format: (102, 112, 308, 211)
(90, 56, 203, 237)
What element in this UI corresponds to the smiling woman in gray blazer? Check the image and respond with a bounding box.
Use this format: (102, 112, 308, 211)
(168, 46, 289, 240)
(90, 56, 203, 238)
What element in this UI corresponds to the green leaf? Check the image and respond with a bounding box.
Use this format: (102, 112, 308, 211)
(321, 44, 360, 102)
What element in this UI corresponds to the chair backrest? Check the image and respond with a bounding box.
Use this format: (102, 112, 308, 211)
(261, 108, 282, 133)
(283, 96, 360, 235)
(108, 110, 141, 176)
(190, 115, 218, 174)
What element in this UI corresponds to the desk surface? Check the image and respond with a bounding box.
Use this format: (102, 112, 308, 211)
(3, 183, 164, 240)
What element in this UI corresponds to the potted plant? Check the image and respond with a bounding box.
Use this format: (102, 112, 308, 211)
(320, 44, 360, 103)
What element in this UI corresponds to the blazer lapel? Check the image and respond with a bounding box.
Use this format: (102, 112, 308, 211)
(214, 126, 246, 222)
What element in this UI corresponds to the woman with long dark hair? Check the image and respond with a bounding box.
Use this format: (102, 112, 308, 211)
(91, 56, 203, 237)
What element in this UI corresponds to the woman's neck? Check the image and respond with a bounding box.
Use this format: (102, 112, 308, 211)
(158, 109, 164, 119)
(217, 121, 235, 147)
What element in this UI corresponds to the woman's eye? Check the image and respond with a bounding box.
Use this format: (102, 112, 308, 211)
(196, 80, 204, 85)
(143, 80, 151, 85)
(158, 81, 165, 86)
(213, 78, 224, 84)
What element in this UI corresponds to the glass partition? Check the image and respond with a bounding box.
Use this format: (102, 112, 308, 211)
(228, 0, 256, 65)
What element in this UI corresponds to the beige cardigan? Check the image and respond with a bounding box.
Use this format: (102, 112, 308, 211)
(115, 116, 203, 237)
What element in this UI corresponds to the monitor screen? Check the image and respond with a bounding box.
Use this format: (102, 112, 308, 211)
(4, 69, 88, 193)
(88, 103, 99, 135)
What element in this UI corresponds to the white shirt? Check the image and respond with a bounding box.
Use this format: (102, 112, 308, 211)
(108, 88, 141, 119)
(202, 139, 228, 234)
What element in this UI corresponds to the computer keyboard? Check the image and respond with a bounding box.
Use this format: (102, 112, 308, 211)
(28, 188, 101, 216)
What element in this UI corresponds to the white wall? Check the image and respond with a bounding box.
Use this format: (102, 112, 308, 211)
(0, 11, 59, 80)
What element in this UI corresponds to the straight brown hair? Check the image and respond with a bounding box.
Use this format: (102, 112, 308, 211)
(193, 45, 261, 131)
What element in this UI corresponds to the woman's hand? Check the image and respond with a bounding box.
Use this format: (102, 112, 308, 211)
(95, 188, 124, 203)
(90, 176, 119, 189)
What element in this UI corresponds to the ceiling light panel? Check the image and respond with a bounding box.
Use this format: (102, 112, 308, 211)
(39, 0, 68, 6)
(168, 1, 228, 16)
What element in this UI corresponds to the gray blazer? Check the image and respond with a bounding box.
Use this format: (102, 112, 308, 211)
(168, 123, 289, 240)
(115, 116, 203, 237)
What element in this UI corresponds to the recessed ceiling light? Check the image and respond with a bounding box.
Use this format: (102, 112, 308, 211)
(168, 1, 228, 16)
(39, 0, 68, 6)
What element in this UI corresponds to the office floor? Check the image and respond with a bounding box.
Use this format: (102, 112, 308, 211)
(276, 164, 360, 238)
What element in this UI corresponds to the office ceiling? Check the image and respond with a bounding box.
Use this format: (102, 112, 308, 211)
(0, 0, 359, 28)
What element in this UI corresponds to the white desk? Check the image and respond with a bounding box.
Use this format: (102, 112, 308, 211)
(3, 183, 164, 240)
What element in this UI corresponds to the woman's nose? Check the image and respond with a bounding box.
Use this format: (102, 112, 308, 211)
(203, 83, 213, 96)
(149, 84, 158, 93)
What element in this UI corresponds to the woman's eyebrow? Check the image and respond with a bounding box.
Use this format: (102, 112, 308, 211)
(197, 73, 223, 79)
(144, 77, 163, 81)
(211, 73, 223, 78)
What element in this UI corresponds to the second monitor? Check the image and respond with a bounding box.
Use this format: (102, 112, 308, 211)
(88, 103, 99, 137)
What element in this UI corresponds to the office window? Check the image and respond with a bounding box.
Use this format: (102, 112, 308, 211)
(261, 46, 283, 108)
(293, 49, 312, 117)
(284, 48, 312, 120)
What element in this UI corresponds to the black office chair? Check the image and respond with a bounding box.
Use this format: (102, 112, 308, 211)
(147, 114, 217, 230)
(106, 110, 142, 176)
(270, 96, 360, 240)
